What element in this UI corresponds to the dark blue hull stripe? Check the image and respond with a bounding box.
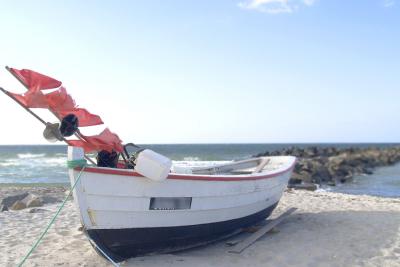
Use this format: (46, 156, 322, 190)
(86, 201, 279, 262)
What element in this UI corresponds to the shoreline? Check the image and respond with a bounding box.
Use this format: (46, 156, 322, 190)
(2, 144, 400, 185)
(1, 189, 399, 266)
(3, 145, 400, 198)
(0, 183, 69, 188)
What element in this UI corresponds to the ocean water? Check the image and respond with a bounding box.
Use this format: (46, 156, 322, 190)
(0, 145, 67, 184)
(325, 163, 400, 198)
(0, 144, 399, 197)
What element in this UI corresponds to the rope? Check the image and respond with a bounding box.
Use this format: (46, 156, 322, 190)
(18, 159, 87, 267)
(67, 159, 87, 169)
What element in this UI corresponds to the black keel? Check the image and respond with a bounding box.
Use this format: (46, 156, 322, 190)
(86, 201, 279, 262)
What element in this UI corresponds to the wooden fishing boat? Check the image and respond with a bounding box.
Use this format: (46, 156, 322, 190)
(0, 66, 296, 263)
(68, 146, 295, 262)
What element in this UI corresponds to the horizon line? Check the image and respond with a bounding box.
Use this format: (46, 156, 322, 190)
(1, 142, 400, 146)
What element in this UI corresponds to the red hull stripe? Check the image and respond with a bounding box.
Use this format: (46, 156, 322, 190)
(76, 160, 296, 181)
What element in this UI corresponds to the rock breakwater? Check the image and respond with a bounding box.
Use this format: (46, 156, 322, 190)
(255, 146, 400, 186)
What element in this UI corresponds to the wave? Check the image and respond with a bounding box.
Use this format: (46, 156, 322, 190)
(42, 158, 67, 166)
(182, 157, 201, 161)
(1, 156, 67, 169)
(18, 153, 46, 159)
(0, 162, 20, 167)
(316, 186, 331, 193)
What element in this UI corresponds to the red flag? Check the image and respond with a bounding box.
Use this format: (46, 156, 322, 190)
(70, 128, 123, 152)
(45, 87, 76, 111)
(7, 67, 122, 153)
(10, 91, 49, 108)
(57, 108, 103, 127)
(87, 128, 123, 152)
(9, 68, 62, 91)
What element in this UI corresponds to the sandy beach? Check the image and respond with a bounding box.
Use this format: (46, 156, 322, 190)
(1, 0, 399, 265)
(0, 188, 399, 267)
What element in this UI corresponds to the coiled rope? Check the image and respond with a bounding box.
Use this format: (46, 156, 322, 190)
(18, 159, 87, 267)
(67, 159, 87, 169)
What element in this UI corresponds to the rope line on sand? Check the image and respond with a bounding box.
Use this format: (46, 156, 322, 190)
(17, 159, 87, 267)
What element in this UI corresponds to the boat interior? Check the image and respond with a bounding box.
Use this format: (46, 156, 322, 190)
(92, 143, 293, 177)
(171, 157, 290, 175)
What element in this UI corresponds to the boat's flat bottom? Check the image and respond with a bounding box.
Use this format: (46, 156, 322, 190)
(86, 201, 279, 262)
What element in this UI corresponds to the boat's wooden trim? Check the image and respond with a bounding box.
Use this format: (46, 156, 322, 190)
(75, 159, 296, 181)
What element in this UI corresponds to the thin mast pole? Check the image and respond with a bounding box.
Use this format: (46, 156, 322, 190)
(0, 87, 47, 125)
(5, 66, 93, 143)
(3, 67, 96, 165)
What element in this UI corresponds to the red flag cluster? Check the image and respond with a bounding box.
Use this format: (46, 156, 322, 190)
(67, 128, 123, 153)
(8, 67, 122, 153)
(45, 87, 103, 127)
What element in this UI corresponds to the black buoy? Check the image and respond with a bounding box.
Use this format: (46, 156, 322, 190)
(59, 114, 79, 137)
(96, 150, 119, 168)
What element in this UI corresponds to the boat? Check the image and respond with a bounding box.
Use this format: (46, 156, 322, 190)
(69, 147, 295, 262)
(1, 66, 296, 263)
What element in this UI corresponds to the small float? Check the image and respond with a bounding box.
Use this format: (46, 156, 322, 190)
(0, 66, 295, 263)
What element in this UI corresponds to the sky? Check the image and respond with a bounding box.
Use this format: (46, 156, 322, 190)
(0, 0, 399, 144)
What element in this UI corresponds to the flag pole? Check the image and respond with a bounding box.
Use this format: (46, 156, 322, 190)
(4, 66, 96, 165)
(0, 86, 47, 125)
(0, 86, 96, 165)
(0, 69, 96, 165)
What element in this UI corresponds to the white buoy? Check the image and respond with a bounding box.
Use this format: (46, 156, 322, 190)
(134, 149, 172, 182)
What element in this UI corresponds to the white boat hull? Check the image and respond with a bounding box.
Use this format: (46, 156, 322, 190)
(68, 147, 295, 261)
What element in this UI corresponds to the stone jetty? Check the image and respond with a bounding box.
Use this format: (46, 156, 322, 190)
(255, 146, 400, 188)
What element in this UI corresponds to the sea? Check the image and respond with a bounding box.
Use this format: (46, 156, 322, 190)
(0, 144, 399, 198)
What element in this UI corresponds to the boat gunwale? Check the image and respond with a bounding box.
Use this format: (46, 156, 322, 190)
(74, 156, 296, 181)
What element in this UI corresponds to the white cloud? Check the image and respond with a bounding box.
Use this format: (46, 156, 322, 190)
(303, 0, 316, 6)
(238, 0, 316, 14)
(383, 0, 395, 7)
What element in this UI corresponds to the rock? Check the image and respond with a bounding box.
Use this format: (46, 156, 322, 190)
(312, 164, 331, 183)
(1, 192, 29, 208)
(5, 193, 43, 211)
(10, 200, 27, 210)
(303, 147, 319, 158)
(336, 165, 353, 178)
(41, 196, 61, 205)
(288, 183, 318, 191)
(22, 194, 43, 208)
(363, 167, 373, 175)
(339, 177, 351, 183)
(327, 181, 336, 186)
(1, 204, 8, 212)
(288, 178, 303, 185)
(29, 208, 47, 213)
(291, 170, 313, 183)
(328, 155, 346, 166)
(256, 146, 400, 186)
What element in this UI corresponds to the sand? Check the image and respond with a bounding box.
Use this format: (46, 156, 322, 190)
(1, 189, 399, 267)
